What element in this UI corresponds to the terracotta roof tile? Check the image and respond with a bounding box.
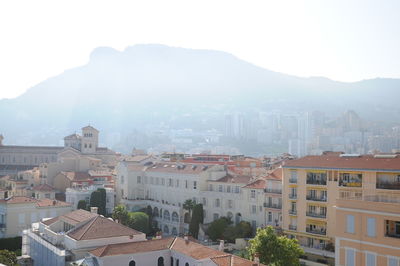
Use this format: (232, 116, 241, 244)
(61, 171, 92, 181)
(36, 199, 71, 208)
(170, 237, 225, 260)
(244, 179, 266, 189)
(67, 216, 143, 240)
(90, 237, 175, 257)
(59, 209, 98, 225)
(265, 168, 282, 180)
(214, 174, 253, 184)
(284, 154, 400, 171)
(32, 184, 55, 192)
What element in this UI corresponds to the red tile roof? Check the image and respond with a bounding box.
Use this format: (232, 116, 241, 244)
(36, 198, 71, 208)
(243, 179, 266, 189)
(32, 184, 55, 192)
(284, 154, 400, 171)
(265, 168, 282, 180)
(170, 237, 225, 260)
(67, 216, 143, 240)
(61, 171, 91, 181)
(90, 237, 175, 257)
(59, 209, 98, 225)
(214, 174, 253, 184)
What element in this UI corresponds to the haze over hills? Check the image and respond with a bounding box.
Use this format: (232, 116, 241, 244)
(1, 44, 399, 151)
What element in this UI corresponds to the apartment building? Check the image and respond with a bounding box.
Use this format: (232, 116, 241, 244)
(116, 158, 283, 236)
(335, 195, 400, 266)
(282, 152, 400, 265)
(0, 196, 72, 238)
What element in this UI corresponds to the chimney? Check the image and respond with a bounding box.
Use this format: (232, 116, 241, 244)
(218, 239, 224, 251)
(156, 231, 162, 239)
(90, 207, 98, 214)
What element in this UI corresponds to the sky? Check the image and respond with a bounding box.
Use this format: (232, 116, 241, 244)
(0, 0, 399, 99)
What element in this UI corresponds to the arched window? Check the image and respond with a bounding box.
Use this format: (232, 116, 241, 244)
(170, 258, 174, 266)
(153, 207, 159, 217)
(129, 260, 136, 266)
(172, 227, 178, 236)
(164, 210, 170, 221)
(235, 213, 242, 225)
(227, 212, 233, 220)
(172, 212, 179, 222)
(163, 225, 169, 234)
(176, 259, 179, 266)
(185, 263, 189, 266)
(158, 257, 164, 266)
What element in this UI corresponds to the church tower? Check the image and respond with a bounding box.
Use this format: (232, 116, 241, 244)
(81, 126, 99, 154)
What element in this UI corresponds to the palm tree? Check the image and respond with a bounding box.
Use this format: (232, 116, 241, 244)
(183, 199, 195, 222)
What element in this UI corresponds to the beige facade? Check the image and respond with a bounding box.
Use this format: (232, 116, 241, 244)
(282, 153, 400, 265)
(335, 195, 400, 266)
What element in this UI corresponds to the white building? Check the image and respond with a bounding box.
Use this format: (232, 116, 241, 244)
(85, 236, 261, 266)
(22, 209, 146, 266)
(116, 159, 283, 236)
(66, 185, 115, 214)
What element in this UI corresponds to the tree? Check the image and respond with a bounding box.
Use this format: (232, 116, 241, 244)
(127, 212, 150, 234)
(189, 204, 203, 239)
(89, 189, 106, 215)
(112, 205, 129, 225)
(207, 217, 232, 241)
(246, 226, 304, 266)
(183, 199, 195, 220)
(222, 221, 252, 243)
(97, 188, 107, 215)
(77, 200, 87, 210)
(0, 250, 17, 266)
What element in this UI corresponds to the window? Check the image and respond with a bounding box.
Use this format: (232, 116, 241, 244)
(235, 186, 240, 193)
(158, 257, 164, 266)
(268, 212, 272, 222)
(346, 215, 355, 233)
(168, 178, 173, 187)
(227, 185, 231, 193)
(251, 190, 256, 198)
(367, 218, 376, 237)
(202, 197, 207, 206)
(213, 213, 219, 221)
(176, 179, 179, 187)
(193, 181, 197, 190)
(137, 176, 141, 184)
(346, 249, 355, 266)
(388, 257, 400, 266)
(209, 184, 213, 191)
(251, 205, 257, 214)
(176, 259, 179, 266)
(218, 185, 223, 192)
(215, 199, 220, 207)
(366, 252, 376, 266)
(252, 220, 257, 229)
(185, 180, 188, 189)
(185, 263, 189, 266)
(129, 260, 136, 266)
(228, 200, 233, 209)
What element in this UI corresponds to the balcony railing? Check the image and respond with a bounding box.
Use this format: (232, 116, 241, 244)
(289, 194, 297, 199)
(264, 202, 282, 209)
(385, 233, 400, 239)
(339, 180, 362, 187)
(289, 210, 297, 215)
(306, 212, 326, 218)
(306, 228, 327, 235)
(289, 178, 297, 184)
(289, 225, 297, 230)
(377, 182, 400, 190)
(264, 188, 282, 194)
(306, 179, 327, 185)
(306, 195, 327, 202)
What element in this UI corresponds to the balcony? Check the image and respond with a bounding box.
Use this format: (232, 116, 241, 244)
(289, 225, 297, 231)
(289, 210, 297, 215)
(289, 178, 297, 184)
(306, 228, 327, 235)
(377, 181, 400, 190)
(289, 194, 297, 199)
(306, 179, 327, 185)
(339, 180, 362, 187)
(264, 188, 282, 194)
(306, 212, 326, 218)
(306, 195, 327, 202)
(264, 202, 282, 209)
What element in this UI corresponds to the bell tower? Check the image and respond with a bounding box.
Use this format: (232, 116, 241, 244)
(81, 126, 99, 154)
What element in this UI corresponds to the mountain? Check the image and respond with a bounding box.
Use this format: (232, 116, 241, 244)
(0, 44, 399, 147)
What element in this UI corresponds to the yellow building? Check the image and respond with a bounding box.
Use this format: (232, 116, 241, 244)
(282, 152, 400, 265)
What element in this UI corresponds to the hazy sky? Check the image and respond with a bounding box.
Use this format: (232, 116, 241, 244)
(1, 0, 399, 99)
